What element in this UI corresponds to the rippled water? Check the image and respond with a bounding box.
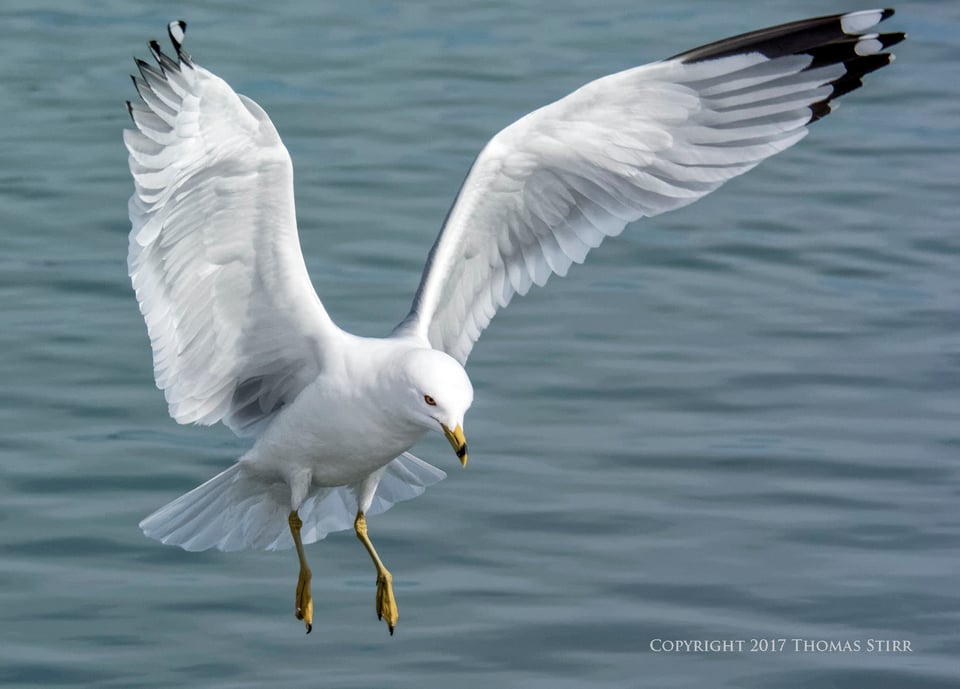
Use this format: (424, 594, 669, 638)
(2, 1, 958, 687)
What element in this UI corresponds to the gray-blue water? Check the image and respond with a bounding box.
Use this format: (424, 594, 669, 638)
(1, 1, 958, 687)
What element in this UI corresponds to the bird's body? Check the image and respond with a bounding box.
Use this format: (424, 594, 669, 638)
(139, 329, 470, 555)
(125, 10, 903, 634)
(243, 335, 449, 489)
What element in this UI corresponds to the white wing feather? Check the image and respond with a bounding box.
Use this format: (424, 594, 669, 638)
(125, 32, 339, 436)
(397, 10, 902, 364)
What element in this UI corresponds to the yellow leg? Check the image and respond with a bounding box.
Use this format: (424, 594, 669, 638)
(354, 511, 398, 635)
(288, 511, 313, 633)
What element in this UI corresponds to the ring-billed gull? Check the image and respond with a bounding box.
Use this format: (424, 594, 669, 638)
(125, 10, 903, 634)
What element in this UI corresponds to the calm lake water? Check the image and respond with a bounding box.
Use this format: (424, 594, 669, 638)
(1, 1, 958, 687)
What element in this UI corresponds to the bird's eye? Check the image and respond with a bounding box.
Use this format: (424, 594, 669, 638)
(423, 394, 437, 406)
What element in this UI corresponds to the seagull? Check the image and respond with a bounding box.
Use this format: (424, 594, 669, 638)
(125, 10, 903, 635)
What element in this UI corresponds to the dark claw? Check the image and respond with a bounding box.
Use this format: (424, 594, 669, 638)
(306, 624, 312, 634)
(389, 625, 394, 636)
(377, 612, 382, 620)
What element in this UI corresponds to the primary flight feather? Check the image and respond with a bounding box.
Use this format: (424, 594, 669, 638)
(125, 10, 903, 634)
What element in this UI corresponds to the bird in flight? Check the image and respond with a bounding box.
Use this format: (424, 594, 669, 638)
(125, 10, 903, 635)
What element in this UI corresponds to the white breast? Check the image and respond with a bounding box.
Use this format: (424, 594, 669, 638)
(243, 370, 426, 488)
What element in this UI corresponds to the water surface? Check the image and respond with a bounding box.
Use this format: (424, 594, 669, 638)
(1, 1, 958, 687)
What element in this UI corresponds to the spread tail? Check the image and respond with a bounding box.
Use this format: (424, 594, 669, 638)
(139, 453, 446, 552)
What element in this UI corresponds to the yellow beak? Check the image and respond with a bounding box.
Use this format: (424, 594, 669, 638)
(442, 424, 468, 467)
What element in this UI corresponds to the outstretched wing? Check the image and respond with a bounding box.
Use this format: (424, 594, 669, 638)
(396, 9, 904, 364)
(125, 22, 340, 436)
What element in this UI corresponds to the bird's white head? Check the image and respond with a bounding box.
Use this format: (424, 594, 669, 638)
(397, 348, 473, 466)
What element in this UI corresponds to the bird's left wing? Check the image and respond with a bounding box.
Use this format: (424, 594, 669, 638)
(396, 10, 904, 364)
(126, 23, 340, 436)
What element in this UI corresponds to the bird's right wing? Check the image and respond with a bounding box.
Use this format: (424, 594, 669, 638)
(125, 22, 340, 436)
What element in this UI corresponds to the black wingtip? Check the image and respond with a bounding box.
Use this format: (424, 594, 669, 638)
(674, 9, 901, 64)
(880, 32, 907, 49)
(664, 10, 902, 127)
(146, 41, 179, 74)
(808, 100, 832, 123)
(827, 53, 892, 102)
(168, 20, 187, 51)
(125, 100, 134, 123)
(129, 74, 143, 100)
(166, 20, 192, 65)
(134, 57, 160, 82)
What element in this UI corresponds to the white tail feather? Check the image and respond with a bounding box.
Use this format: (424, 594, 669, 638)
(139, 453, 446, 552)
